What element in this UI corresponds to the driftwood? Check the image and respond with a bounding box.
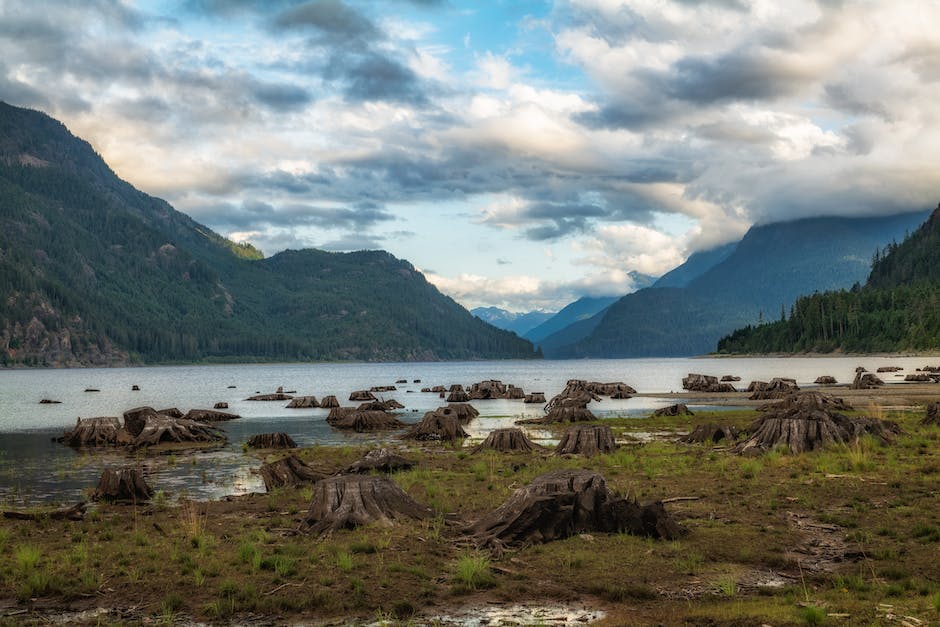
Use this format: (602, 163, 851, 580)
(246, 393, 293, 401)
(349, 390, 376, 402)
(320, 395, 340, 408)
(213, 402, 229, 409)
(259, 455, 327, 491)
(651, 404, 694, 417)
(814, 376, 837, 385)
(555, 424, 617, 456)
(2, 502, 87, 521)
(402, 411, 468, 441)
(679, 424, 740, 444)
(468, 470, 682, 549)
(93, 467, 153, 503)
(327, 408, 405, 432)
(524, 392, 546, 404)
(923, 403, 940, 426)
(749, 378, 800, 400)
(302, 475, 433, 534)
(472, 428, 541, 453)
(286, 396, 320, 408)
(247, 433, 298, 449)
(184, 408, 240, 422)
(851, 371, 884, 389)
(343, 448, 415, 474)
(132, 415, 226, 448)
(58, 417, 130, 447)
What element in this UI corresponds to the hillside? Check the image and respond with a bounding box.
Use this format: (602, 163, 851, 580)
(718, 204, 940, 354)
(0, 102, 538, 365)
(524, 295, 618, 347)
(470, 307, 554, 337)
(546, 211, 929, 358)
(651, 242, 737, 289)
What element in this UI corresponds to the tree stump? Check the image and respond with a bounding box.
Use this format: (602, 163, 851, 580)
(814, 376, 837, 385)
(524, 393, 546, 404)
(468, 470, 682, 549)
(380, 399, 405, 410)
(544, 381, 601, 412)
(92, 467, 154, 503)
(679, 424, 740, 444)
(472, 428, 541, 453)
(721, 375, 741, 382)
(246, 393, 293, 401)
(518, 399, 597, 425)
(327, 408, 405, 432)
(320, 395, 340, 408)
(431, 386, 446, 393)
(554, 424, 617, 456)
(851, 371, 884, 389)
(749, 377, 799, 400)
(402, 411, 468, 441)
(39, 399, 61, 404)
(370, 386, 397, 392)
(651, 404, 694, 417)
(123, 406, 161, 437)
(876, 366, 903, 373)
(585, 381, 637, 397)
(131, 415, 226, 448)
(259, 455, 327, 491)
(184, 409, 240, 422)
(246, 433, 297, 449)
(58, 417, 131, 447)
(343, 448, 415, 474)
(435, 403, 479, 423)
(905, 374, 932, 382)
(923, 403, 940, 426)
(213, 402, 229, 409)
(286, 396, 320, 408)
(302, 475, 433, 534)
(349, 390, 376, 401)
(157, 408, 184, 419)
(447, 389, 471, 402)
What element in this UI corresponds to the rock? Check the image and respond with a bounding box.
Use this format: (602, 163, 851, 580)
(554, 424, 617, 456)
(39, 399, 61, 404)
(851, 370, 884, 390)
(259, 454, 327, 491)
(349, 390, 376, 402)
(58, 417, 130, 447)
(302, 475, 433, 534)
(246, 433, 297, 449)
(651, 404, 694, 417)
(472, 428, 541, 453)
(468, 470, 683, 549)
(246, 393, 293, 401)
(523, 392, 546, 404)
(343, 448, 415, 474)
(286, 396, 320, 408)
(183, 409, 240, 422)
(213, 402, 229, 409)
(327, 407, 405, 432)
(402, 411, 468, 441)
(814, 376, 837, 385)
(679, 424, 739, 444)
(320, 395, 340, 408)
(92, 467, 153, 503)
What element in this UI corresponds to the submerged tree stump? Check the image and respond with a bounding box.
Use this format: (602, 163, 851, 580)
(93, 467, 154, 503)
(555, 424, 617, 456)
(302, 475, 433, 534)
(246, 432, 297, 449)
(286, 396, 320, 408)
(58, 417, 131, 447)
(327, 408, 405, 432)
(472, 428, 541, 454)
(679, 424, 740, 444)
(468, 470, 682, 549)
(402, 411, 468, 441)
(184, 409, 240, 422)
(682, 373, 735, 392)
(923, 403, 940, 426)
(259, 454, 327, 491)
(343, 448, 415, 474)
(132, 415, 226, 449)
(320, 395, 340, 408)
(652, 404, 694, 417)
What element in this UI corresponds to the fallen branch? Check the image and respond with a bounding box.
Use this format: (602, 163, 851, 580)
(1, 502, 87, 521)
(661, 496, 701, 504)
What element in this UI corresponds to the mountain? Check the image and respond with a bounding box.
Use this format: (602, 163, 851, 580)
(524, 296, 618, 344)
(718, 204, 940, 354)
(546, 211, 930, 358)
(651, 242, 737, 288)
(0, 102, 539, 366)
(628, 270, 657, 290)
(470, 307, 555, 337)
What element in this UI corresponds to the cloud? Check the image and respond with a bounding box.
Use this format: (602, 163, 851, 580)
(273, 0, 380, 42)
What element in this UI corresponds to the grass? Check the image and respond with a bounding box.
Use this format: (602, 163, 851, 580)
(452, 552, 496, 591)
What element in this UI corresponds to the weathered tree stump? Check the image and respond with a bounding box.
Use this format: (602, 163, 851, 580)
(184, 408, 240, 422)
(679, 424, 740, 444)
(851, 370, 884, 389)
(259, 454, 327, 491)
(286, 396, 320, 408)
(349, 390, 376, 402)
(923, 402, 940, 426)
(131, 385, 140, 391)
(327, 408, 405, 432)
(447, 389, 471, 402)
(58, 417, 131, 447)
(92, 467, 153, 503)
(370, 385, 397, 392)
(749, 378, 799, 400)
(380, 399, 405, 410)
(246, 433, 297, 449)
(213, 402, 229, 409)
(468, 470, 682, 549)
(302, 475, 433, 534)
(132, 415, 226, 448)
(157, 408, 184, 419)
(430, 385, 446, 393)
(876, 366, 903, 373)
(554, 424, 617, 456)
(246, 393, 293, 401)
(402, 411, 468, 441)
(721, 375, 741, 382)
(472, 428, 541, 453)
(524, 392, 546, 404)
(584, 381, 637, 397)
(519, 398, 597, 425)
(682, 373, 736, 392)
(506, 385, 525, 399)
(433, 403, 479, 423)
(814, 376, 837, 385)
(652, 404, 694, 417)
(343, 448, 416, 474)
(905, 373, 932, 382)
(320, 395, 340, 408)
(123, 406, 161, 437)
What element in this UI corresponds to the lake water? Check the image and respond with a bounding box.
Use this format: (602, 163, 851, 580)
(0, 355, 932, 506)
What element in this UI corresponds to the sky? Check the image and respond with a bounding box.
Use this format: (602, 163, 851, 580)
(1, 0, 939, 313)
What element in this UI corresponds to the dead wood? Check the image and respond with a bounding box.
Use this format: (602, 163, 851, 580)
(554, 424, 617, 456)
(326, 407, 405, 432)
(39, 399, 61, 404)
(2, 502, 87, 521)
(259, 454, 327, 491)
(213, 402, 229, 409)
(905, 374, 932, 382)
(402, 411, 468, 441)
(544, 380, 602, 413)
(721, 375, 741, 382)
(123, 406, 161, 437)
(851, 370, 884, 389)
(524, 392, 546, 404)
(246, 393, 293, 401)
(132, 415, 226, 449)
(749, 377, 800, 400)
(302, 475, 433, 534)
(184, 408, 240, 422)
(468, 379, 508, 399)
(342, 448, 416, 474)
(468, 469, 683, 549)
(320, 395, 340, 408)
(472, 428, 541, 453)
(506, 385, 525, 399)
(584, 381, 637, 397)
(247, 433, 298, 449)
(447, 389, 471, 402)
(93, 467, 153, 503)
(683, 373, 736, 392)
(349, 390, 377, 401)
(434, 403, 479, 423)
(814, 376, 837, 385)
(876, 366, 903, 373)
(430, 385, 446, 393)
(380, 399, 405, 410)
(58, 417, 131, 447)
(286, 396, 320, 408)
(679, 424, 740, 444)
(923, 402, 940, 426)
(157, 408, 184, 419)
(652, 404, 694, 417)
(371, 386, 397, 392)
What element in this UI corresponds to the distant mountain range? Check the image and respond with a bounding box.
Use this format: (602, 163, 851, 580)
(470, 307, 555, 337)
(0, 102, 538, 366)
(534, 211, 929, 358)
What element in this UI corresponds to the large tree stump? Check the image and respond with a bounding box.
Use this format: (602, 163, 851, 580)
(92, 467, 153, 503)
(923, 403, 940, 426)
(157, 408, 184, 419)
(286, 396, 320, 408)
(652, 404, 694, 417)
(679, 424, 740, 444)
(343, 448, 416, 474)
(349, 390, 376, 401)
(814, 376, 837, 385)
(247, 433, 297, 449)
(320, 395, 340, 408)
(132, 415, 226, 449)
(302, 475, 433, 534)
(184, 408, 240, 422)
(447, 389, 471, 402)
(259, 455, 327, 491)
(370, 385, 397, 392)
(555, 424, 617, 456)
(402, 411, 468, 441)
(682, 373, 736, 392)
(436, 403, 479, 423)
(905, 374, 932, 382)
(327, 408, 405, 432)
(58, 417, 131, 447)
(544, 381, 601, 412)
(123, 406, 160, 437)
(851, 370, 884, 389)
(468, 470, 682, 549)
(472, 428, 541, 454)
(749, 378, 799, 400)
(518, 399, 597, 425)
(585, 381, 637, 397)
(524, 392, 546, 404)
(380, 399, 405, 410)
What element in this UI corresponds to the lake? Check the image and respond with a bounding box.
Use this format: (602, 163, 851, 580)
(0, 355, 931, 506)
